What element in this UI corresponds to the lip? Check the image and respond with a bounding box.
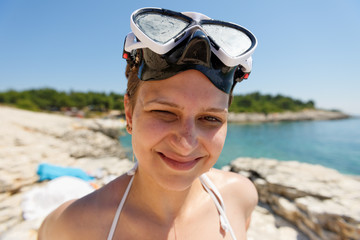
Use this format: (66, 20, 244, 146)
(158, 152, 201, 171)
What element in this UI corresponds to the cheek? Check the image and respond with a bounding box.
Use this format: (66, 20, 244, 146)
(205, 125, 227, 157)
(131, 114, 168, 153)
(216, 128, 227, 150)
(133, 115, 168, 138)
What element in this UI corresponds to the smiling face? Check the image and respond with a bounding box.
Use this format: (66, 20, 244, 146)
(125, 70, 229, 191)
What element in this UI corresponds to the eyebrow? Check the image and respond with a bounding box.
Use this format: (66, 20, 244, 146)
(144, 99, 182, 109)
(144, 99, 228, 113)
(204, 107, 228, 113)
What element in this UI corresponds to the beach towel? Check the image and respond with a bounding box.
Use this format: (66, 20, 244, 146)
(37, 163, 95, 181)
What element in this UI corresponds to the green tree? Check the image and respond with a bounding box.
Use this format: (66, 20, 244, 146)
(15, 98, 39, 111)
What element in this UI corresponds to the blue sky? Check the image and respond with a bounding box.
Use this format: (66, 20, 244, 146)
(1, 0, 359, 114)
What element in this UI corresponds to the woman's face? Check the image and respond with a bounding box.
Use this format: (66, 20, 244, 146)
(125, 70, 228, 191)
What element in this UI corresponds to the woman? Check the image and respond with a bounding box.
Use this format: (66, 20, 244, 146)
(38, 7, 258, 240)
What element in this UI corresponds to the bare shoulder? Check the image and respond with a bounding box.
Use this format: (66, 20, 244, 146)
(38, 174, 131, 240)
(206, 168, 258, 216)
(37, 198, 78, 240)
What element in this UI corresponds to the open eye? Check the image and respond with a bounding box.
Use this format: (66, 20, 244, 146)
(203, 116, 221, 122)
(199, 115, 225, 126)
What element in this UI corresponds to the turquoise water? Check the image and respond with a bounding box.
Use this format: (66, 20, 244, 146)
(119, 118, 360, 176)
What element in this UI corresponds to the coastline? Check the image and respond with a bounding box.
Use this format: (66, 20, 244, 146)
(228, 109, 350, 123)
(0, 106, 358, 239)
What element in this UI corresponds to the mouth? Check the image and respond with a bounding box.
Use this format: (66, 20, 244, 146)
(158, 152, 201, 171)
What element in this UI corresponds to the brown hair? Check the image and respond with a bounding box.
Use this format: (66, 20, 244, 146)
(125, 63, 143, 110)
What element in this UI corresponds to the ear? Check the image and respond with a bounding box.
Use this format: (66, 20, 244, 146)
(124, 94, 133, 134)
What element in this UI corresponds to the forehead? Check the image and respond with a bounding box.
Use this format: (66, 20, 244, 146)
(137, 70, 229, 109)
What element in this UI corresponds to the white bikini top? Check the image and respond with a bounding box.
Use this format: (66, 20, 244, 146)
(107, 164, 237, 240)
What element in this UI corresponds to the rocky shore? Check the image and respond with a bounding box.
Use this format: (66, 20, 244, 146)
(227, 158, 360, 240)
(0, 106, 135, 239)
(0, 106, 358, 239)
(228, 109, 350, 123)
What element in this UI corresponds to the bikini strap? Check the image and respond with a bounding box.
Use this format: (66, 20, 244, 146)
(107, 163, 137, 240)
(199, 173, 237, 240)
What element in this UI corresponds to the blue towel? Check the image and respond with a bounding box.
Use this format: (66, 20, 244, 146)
(37, 163, 95, 182)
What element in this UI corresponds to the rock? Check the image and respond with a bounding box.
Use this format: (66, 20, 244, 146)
(0, 192, 23, 234)
(81, 118, 126, 139)
(0, 106, 127, 194)
(0, 106, 132, 236)
(63, 130, 124, 158)
(248, 204, 309, 240)
(229, 157, 360, 240)
(72, 157, 135, 185)
(0, 218, 41, 240)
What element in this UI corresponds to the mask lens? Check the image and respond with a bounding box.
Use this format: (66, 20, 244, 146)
(134, 13, 190, 44)
(201, 23, 252, 57)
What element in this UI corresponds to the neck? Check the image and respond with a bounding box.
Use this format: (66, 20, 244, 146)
(128, 168, 206, 224)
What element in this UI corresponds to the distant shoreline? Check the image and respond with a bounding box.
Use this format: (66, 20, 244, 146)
(2, 104, 351, 123)
(227, 109, 350, 123)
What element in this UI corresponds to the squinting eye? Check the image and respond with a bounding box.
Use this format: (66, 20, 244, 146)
(151, 110, 178, 121)
(153, 110, 174, 115)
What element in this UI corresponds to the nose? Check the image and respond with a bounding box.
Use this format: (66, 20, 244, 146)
(170, 119, 199, 154)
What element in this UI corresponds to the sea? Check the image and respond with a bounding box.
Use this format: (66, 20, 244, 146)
(119, 117, 360, 176)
